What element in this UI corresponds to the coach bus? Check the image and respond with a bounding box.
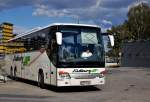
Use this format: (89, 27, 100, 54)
(4, 23, 114, 87)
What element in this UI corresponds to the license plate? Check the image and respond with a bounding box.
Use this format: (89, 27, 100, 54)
(80, 81, 91, 85)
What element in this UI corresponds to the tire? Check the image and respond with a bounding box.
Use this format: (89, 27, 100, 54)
(10, 67, 13, 78)
(38, 72, 44, 88)
(14, 67, 17, 80)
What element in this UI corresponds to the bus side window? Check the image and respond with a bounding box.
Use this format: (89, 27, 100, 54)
(48, 27, 57, 66)
(50, 36, 57, 66)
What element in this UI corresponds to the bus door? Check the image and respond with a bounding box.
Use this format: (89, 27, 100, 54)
(49, 28, 58, 86)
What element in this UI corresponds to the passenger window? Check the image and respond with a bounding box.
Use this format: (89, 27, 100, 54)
(48, 27, 57, 66)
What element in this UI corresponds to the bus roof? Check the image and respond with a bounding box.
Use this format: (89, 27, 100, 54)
(9, 23, 100, 41)
(51, 23, 100, 28)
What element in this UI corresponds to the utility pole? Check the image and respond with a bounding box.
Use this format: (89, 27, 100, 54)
(77, 17, 79, 24)
(77, 16, 80, 24)
(74, 16, 80, 24)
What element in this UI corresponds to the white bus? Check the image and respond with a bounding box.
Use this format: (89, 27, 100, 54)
(4, 23, 114, 87)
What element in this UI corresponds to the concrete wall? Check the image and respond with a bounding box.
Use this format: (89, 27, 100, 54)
(121, 41, 150, 67)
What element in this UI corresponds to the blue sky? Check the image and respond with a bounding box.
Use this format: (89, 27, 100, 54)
(0, 0, 150, 33)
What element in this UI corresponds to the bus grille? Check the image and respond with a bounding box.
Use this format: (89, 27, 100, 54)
(71, 74, 99, 79)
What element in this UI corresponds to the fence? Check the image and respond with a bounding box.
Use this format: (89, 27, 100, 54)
(121, 41, 150, 67)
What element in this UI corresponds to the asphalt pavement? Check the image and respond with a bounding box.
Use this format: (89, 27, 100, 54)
(0, 67, 150, 102)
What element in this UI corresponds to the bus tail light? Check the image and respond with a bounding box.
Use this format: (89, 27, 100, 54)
(58, 71, 71, 79)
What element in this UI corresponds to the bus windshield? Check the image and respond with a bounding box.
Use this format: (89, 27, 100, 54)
(58, 26, 105, 68)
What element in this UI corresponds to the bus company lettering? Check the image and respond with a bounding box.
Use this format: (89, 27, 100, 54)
(73, 69, 98, 73)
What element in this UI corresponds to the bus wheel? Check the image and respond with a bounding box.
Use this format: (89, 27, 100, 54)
(14, 67, 17, 80)
(10, 66, 13, 78)
(38, 71, 44, 88)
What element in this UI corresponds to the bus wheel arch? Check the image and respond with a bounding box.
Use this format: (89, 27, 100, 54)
(38, 69, 44, 88)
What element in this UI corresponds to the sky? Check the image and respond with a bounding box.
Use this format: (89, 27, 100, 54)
(0, 0, 150, 34)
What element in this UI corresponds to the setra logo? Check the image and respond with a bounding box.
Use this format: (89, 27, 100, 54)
(73, 69, 98, 73)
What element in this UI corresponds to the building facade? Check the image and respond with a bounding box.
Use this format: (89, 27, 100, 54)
(0, 22, 15, 54)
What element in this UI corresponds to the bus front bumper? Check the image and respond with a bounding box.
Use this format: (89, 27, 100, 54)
(57, 77, 105, 87)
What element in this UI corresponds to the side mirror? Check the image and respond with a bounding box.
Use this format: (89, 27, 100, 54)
(56, 32, 62, 45)
(108, 35, 114, 47)
(102, 33, 114, 47)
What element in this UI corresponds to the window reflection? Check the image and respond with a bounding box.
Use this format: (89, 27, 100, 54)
(58, 27, 104, 67)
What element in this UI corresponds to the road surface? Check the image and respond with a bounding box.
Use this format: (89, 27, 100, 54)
(0, 67, 150, 102)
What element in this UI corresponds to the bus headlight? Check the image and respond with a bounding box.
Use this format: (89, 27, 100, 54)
(99, 70, 107, 78)
(58, 71, 71, 79)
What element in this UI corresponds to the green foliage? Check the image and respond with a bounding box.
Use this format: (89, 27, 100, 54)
(127, 3, 150, 40)
(107, 2, 150, 58)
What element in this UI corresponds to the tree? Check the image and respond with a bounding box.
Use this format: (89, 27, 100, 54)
(127, 3, 150, 40)
(106, 2, 150, 61)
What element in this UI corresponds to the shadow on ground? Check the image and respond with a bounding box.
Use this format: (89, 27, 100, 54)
(45, 85, 101, 93)
(0, 94, 51, 99)
(8, 76, 101, 93)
